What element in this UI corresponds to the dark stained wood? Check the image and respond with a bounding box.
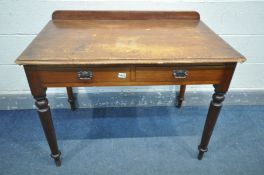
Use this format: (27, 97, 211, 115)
(16, 11, 246, 166)
(197, 63, 236, 160)
(37, 66, 131, 85)
(23, 64, 235, 87)
(198, 85, 226, 160)
(135, 65, 227, 83)
(218, 63, 237, 92)
(66, 87, 76, 111)
(177, 85, 186, 108)
(24, 67, 61, 166)
(52, 10, 200, 20)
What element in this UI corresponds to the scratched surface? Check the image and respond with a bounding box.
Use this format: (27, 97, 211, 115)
(16, 19, 244, 65)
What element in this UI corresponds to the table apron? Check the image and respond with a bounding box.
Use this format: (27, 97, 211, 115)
(25, 64, 235, 87)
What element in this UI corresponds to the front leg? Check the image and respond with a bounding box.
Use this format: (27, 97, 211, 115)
(25, 67, 61, 166)
(198, 85, 226, 160)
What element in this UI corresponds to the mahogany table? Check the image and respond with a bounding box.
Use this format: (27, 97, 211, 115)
(16, 11, 246, 166)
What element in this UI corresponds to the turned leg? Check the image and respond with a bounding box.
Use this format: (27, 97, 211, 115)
(25, 66, 62, 166)
(34, 90, 61, 166)
(66, 87, 76, 111)
(177, 85, 186, 108)
(198, 85, 226, 160)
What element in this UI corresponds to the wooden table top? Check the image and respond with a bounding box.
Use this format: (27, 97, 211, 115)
(16, 11, 246, 65)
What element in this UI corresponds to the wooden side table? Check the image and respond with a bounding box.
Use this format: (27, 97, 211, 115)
(16, 11, 246, 166)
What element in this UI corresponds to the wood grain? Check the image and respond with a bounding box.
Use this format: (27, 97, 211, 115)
(24, 64, 235, 88)
(52, 10, 200, 20)
(135, 66, 226, 82)
(15, 11, 245, 65)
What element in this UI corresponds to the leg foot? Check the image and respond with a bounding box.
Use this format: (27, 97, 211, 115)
(51, 151, 61, 167)
(197, 145, 208, 160)
(177, 85, 186, 108)
(66, 87, 76, 111)
(68, 99, 76, 111)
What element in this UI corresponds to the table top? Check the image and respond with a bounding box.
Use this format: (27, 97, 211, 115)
(16, 11, 246, 65)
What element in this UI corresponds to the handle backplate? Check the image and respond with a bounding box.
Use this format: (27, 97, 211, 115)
(173, 70, 188, 79)
(78, 70, 93, 80)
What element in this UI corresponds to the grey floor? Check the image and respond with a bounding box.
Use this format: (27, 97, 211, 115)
(0, 105, 263, 175)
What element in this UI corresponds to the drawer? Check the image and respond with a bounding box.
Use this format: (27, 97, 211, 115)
(135, 66, 226, 84)
(38, 67, 131, 84)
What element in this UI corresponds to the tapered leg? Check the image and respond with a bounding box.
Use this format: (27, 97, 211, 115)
(177, 85, 186, 108)
(34, 91, 61, 166)
(25, 66, 62, 166)
(66, 87, 76, 111)
(197, 85, 226, 160)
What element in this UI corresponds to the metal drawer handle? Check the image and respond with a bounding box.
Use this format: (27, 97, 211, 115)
(173, 70, 188, 79)
(78, 70, 93, 80)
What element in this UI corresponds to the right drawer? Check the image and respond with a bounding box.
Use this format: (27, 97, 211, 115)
(135, 66, 227, 84)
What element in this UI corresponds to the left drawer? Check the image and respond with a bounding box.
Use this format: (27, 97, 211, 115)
(37, 67, 131, 84)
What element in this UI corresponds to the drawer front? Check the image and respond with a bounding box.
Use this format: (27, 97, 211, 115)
(135, 66, 226, 83)
(38, 67, 131, 84)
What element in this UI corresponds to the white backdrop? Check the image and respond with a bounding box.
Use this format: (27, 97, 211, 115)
(0, 0, 263, 94)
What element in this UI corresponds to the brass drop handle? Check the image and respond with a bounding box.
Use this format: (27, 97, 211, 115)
(78, 70, 93, 80)
(173, 70, 188, 79)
